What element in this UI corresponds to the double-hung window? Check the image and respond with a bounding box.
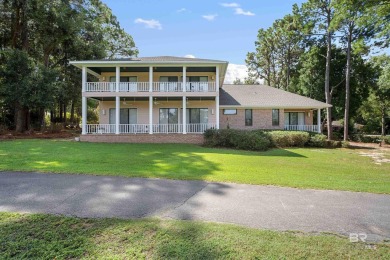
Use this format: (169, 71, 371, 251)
(245, 109, 252, 126)
(272, 109, 279, 126)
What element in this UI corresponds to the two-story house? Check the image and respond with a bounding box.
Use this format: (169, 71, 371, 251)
(70, 56, 330, 143)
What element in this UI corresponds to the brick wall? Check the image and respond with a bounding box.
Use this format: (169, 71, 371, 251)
(80, 134, 204, 144)
(219, 109, 285, 130)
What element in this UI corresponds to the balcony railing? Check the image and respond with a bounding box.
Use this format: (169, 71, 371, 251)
(85, 123, 216, 134)
(284, 125, 318, 132)
(85, 82, 217, 93)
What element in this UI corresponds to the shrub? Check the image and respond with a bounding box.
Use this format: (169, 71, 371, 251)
(204, 129, 341, 151)
(381, 136, 390, 145)
(351, 134, 381, 143)
(267, 131, 310, 147)
(204, 129, 272, 151)
(326, 140, 342, 148)
(341, 141, 350, 148)
(307, 134, 327, 147)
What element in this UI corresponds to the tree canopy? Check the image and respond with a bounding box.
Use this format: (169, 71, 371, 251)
(0, 0, 138, 132)
(246, 0, 390, 138)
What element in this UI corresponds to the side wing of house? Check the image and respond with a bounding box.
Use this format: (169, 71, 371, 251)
(219, 84, 331, 133)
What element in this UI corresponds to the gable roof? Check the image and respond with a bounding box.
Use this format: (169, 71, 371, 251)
(220, 84, 331, 109)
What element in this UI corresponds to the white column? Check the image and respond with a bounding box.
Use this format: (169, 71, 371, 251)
(216, 65, 219, 92)
(82, 66, 87, 92)
(216, 96, 219, 129)
(183, 66, 186, 92)
(149, 96, 153, 134)
(317, 109, 321, 133)
(115, 66, 120, 92)
(82, 97, 87, 134)
(149, 66, 153, 92)
(183, 96, 187, 134)
(115, 96, 120, 134)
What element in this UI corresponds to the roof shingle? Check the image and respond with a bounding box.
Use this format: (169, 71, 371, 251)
(220, 84, 331, 109)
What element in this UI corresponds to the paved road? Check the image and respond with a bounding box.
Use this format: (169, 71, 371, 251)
(1, 171, 389, 242)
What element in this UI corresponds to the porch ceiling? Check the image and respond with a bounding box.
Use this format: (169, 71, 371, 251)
(92, 97, 216, 101)
(89, 66, 217, 74)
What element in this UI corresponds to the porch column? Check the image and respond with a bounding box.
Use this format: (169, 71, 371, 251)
(183, 96, 187, 134)
(317, 109, 321, 133)
(216, 96, 219, 129)
(149, 66, 153, 92)
(149, 96, 153, 134)
(182, 66, 186, 92)
(115, 66, 120, 92)
(81, 97, 87, 134)
(115, 96, 120, 134)
(216, 65, 219, 93)
(82, 66, 87, 92)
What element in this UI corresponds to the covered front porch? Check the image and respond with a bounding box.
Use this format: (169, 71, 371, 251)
(84, 97, 218, 135)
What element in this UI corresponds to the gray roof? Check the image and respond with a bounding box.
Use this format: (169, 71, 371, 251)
(72, 56, 228, 64)
(220, 84, 331, 109)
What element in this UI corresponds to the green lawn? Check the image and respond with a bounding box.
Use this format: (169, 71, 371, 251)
(0, 212, 388, 259)
(0, 139, 389, 193)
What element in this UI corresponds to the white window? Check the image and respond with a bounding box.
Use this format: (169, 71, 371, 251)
(223, 109, 237, 115)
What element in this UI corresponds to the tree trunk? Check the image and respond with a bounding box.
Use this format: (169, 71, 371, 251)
(382, 107, 386, 137)
(15, 104, 25, 133)
(63, 103, 67, 126)
(70, 100, 75, 124)
(325, 29, 333, 140)
(59, 102, 63, 122)
(343, 25, 353, 141)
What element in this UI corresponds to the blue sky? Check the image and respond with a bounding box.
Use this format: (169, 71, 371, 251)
(104, 0, 306, 65)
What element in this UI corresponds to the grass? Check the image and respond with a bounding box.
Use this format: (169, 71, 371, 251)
(0, 212, 389, 259)
(0, 139, 389, 193)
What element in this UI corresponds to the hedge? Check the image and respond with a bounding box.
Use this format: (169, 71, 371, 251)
(204, 129, 332, 151)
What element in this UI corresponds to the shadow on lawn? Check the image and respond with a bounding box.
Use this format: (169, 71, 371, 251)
(0, 170, 231, 258)
(0, 212, 233, 259)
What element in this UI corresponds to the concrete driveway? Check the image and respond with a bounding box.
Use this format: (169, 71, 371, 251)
(1, 171, 389, 242)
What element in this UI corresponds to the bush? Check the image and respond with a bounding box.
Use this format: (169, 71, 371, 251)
(204, 129, 271, 151)
(307, 134, 327, 147)
(204, 129, 340, 151)
(326, 140, 342, 148)
(381, 136, 390, 145)
(341, 141, 350, 148)
(267, 131, 310, 147)
(351, 134, 381, 143)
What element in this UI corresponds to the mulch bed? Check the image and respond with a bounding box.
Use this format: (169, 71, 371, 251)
(0, 130, 79, 140)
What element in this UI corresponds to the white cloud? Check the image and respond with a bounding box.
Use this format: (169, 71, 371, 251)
(220, 2, 240, 8)
(235, 8, 255, 16)
(202, 14, 218, 21)
(177, 8, 187, 13)
(184, 54, 195, 58)
(134, 18, 162, 30)
(224, 64, 249, 84)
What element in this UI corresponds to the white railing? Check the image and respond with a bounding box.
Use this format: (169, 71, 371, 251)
(85, 81, 217, 92)
(85, 123, 216, 134)
(153, 82, 183, 92)
(153, 124, 183, 133)
(86, 82, 115, 92)
(284, 125, 318, 132)
(118, 82, 149, 92)
(119, 124, 149, 133)
(86, 124, 116, 134)
(185, 82, 216, 92)
(186, 123, 216, 133)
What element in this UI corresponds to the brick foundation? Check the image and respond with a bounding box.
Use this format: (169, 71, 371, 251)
(80, 134, 204, 144)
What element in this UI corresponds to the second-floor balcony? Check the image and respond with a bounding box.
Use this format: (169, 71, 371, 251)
(85, 81, 217, 93)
